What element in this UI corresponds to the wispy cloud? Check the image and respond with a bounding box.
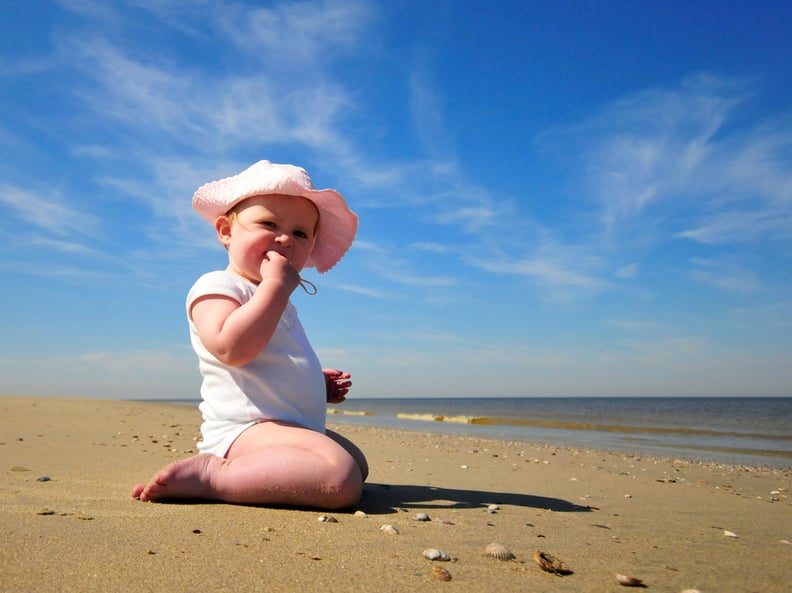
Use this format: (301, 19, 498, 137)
(217, 0, 375, 65)
(688, 257, 760, 293)
(0, 183, 97, 239)
(554, 74, 792, 247)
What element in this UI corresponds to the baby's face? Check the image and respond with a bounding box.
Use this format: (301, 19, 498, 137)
(221, 194, 319, 283)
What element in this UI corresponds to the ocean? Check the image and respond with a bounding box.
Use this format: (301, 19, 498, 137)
(326, 396, 792, 469)
(157, 396, 792, 469)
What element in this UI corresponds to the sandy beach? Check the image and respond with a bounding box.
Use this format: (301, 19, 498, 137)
(1, 396, 790, 593)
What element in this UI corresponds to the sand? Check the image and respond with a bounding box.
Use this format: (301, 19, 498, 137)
(1, 395, 790, 593)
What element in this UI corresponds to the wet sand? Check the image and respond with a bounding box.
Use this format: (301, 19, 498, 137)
(1, 396, 790, 592)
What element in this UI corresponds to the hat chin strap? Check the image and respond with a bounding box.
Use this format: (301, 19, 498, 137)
(298, 276, 317, 295)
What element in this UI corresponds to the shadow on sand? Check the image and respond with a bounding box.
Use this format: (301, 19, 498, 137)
(357, 482, 592, 515)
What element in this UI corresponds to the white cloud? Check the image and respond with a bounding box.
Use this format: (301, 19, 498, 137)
(0, 183, 97, 238)
(565, 74, 792, 247)
(688, 257, 760, 293)
(217, 0, 375, 65)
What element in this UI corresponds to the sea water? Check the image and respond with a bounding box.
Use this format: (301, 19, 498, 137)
(326, 396, 792, 469)
(155, 396, 792, 468)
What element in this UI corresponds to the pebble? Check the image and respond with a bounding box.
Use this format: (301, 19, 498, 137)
(380, 524, 399, 535)
(317, 515, 338, 523)
(36, 476, 51, 482)
(422, 548, 450, 561)
(414, 512, 430, 521)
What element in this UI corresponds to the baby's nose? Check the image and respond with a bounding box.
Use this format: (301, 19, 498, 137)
(275, 232, 293, 245)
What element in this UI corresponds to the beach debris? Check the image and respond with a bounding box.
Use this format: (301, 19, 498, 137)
(486, 503, 500, 513)
(414, 512, 431, 521)
(533, 550, 572, 575)
(431, 566, 453, 581)
(484, 542, 516, 561)
(317, 515, 338, 523)
(779, 539, 791, 545)
(422, 548, 451, 561)
(380, 524, 399, 535)
(615, 573, 646, 587)
(192, 529, 202, 534)
(723, 530, 738, 538)
(36, 509, 56, 515)
(36, 476, 51, 482)
(353, 510, 368, 518)
(679, 589, 701, 593)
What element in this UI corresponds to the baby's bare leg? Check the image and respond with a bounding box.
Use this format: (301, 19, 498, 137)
(131, 421, 363, 509)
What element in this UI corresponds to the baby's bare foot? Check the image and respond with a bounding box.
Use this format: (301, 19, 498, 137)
(132, 454, 223, 502)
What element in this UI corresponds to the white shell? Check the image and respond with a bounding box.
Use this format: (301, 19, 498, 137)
(317, 515, 338, 523)
(380, 524, 399, 535)
(616, 573, 645, 587)
(422, 548, 450, 561)
(414, 512, 431, 521)
(484, 542, 516, 560)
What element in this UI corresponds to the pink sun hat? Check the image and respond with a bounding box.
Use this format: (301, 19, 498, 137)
(193, 160, 358, 273)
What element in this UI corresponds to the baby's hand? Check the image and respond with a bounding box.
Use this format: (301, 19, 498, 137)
(260, 251, 300, 291)
(324, 368, 351, 404)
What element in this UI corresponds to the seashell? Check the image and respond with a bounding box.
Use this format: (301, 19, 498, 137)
(422, 548, 450, 561)
(616, 573, 646, 587)
(431, 566, 452, 581)
(533, 550, 572, 575)
(317, 515, 338, 523)
(484, 542, 516, 561)
(380, 524, 399, 535)
(414, 512, 431, 521)
(723, 530, 738, 538)
(353, 510, 368, 518)
(486, 503, 500, 513)
(679, 589, 701, 593)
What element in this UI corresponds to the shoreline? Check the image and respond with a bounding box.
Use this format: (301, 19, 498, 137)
(2, 395, 790, 592)
(135, 396, 792, 469)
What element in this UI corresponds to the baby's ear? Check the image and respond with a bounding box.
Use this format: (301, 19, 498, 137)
(214, 216, 232, 247)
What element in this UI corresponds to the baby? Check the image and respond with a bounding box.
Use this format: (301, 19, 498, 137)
(131, 160, 368, 509)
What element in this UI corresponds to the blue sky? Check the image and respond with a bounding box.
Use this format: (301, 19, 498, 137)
(1, 0, 791, 399)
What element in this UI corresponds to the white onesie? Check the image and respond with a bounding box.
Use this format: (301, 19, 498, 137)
(186, 271, 326, 456)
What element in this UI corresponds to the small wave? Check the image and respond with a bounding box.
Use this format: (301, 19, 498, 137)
(393, 412, 791, 441)
(397, 413, 444, 422)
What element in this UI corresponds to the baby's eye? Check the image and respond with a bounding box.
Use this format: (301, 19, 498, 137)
(294, 230, 309, 239)
(260, 220, 277, 229)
